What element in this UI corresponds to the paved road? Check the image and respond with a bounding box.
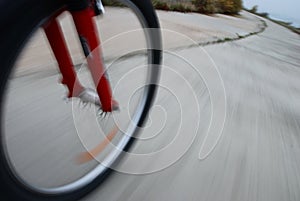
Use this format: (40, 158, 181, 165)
(3, 9, 300, 201)
(80, 17, 300, 201)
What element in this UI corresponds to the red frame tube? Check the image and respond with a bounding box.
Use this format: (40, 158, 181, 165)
(71, 8, 114, 112)
(44, 7, 116, 112)
(44, 15, 84, 98)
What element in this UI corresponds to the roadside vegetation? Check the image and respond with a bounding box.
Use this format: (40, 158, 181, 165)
(103, 0, 242, 15)
(245, 5, 300, 35)
(152, 0, 242, 15)
(102, 1, 299, 35)
(191, 0, 242, 14)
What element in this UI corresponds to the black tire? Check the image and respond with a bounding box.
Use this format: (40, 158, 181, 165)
(0, 0, 161, 200)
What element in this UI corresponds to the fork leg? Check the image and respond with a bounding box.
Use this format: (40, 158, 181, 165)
(44, 17, 84, 98)
(71, 8, 116, 112)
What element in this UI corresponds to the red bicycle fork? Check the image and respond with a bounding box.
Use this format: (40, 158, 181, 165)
(43, 8, 116, 112)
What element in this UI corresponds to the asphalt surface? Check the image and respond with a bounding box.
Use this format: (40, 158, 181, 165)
(3, 8, 300, 201)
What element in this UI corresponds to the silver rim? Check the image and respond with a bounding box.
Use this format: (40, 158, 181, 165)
(2, 0, 161, 195)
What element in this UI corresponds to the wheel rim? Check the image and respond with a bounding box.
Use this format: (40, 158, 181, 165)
(1, 0, 161, 195)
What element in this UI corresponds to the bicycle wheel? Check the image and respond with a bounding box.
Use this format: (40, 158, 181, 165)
(0, 0, 162, 200)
